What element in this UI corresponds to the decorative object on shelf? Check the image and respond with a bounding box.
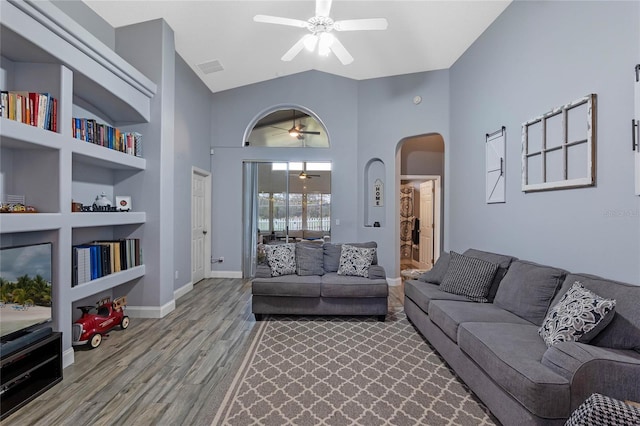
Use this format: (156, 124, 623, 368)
(93, 192, 112, 208)
(522, 94, 596, 192)
(373, 179, 384, 206)
(373, 221, 381, 227)
(486, 126, 506, 204)
(71, 201, 83, 212)
(115, 196, 131, 212)
(80, 205, 117, 212)
(72, 296, 129, 349)
(0, 194, 37, 213)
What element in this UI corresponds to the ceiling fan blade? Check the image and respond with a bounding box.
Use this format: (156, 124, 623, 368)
(329, 37, 354, 65)
(281, 35, 309, 62)
(316, 0, 332, 17)
(334, 18, 388, 32)
(299, 130, 321, 135)
(254, 15, 309, 28)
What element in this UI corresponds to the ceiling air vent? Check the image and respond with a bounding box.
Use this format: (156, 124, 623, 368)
(197, 59, 224, 74)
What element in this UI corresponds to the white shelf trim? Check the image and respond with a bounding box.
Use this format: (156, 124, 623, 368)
(70, 212, 146, 228)
(70, 265, 145, 302)
(71, 139, 146, 171)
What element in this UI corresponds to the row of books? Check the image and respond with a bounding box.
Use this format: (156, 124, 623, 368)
(72, 239, 142, 287)
(72, 117, 142, 157)
(0, 91, 58, 132)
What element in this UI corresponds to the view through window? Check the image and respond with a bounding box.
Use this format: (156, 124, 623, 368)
(257, 162, 331, 242)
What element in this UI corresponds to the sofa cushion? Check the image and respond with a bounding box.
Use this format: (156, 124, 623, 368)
(296, 243, 325, 276)
(255, 263, 272, 278)
(404, 280, 472, 313)
(458, 322, 570, 418)
(539, 282, 616, 347)
(494, 260, 566, 326)
(428, 299, 533, 343)
(264, 243, 296, 277)
(337, 244, 376, 278)
(440, 251, 498, 302)
(324, 242, 378, 272)
(463, 248, 518, 302)
(417, 252, 450, 284)
(551, 273, 640, 351)
(321, 273, 388, 298)
(252, 275, 321, 297)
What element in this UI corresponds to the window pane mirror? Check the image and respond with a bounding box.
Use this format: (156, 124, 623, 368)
(245, 108, 329, 148)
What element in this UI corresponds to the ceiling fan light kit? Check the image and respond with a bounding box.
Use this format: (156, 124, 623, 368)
(253, 0, 388, 65)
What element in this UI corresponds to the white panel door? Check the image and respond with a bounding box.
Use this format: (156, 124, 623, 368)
(192, 172, 207, 283)
(419, 180, 434, 270)
(635, 64, 639, 195)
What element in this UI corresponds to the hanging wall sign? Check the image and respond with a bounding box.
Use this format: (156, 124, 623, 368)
(373, 179, 384, 206)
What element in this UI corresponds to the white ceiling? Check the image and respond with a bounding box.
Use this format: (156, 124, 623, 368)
(84, 1, 511, 94)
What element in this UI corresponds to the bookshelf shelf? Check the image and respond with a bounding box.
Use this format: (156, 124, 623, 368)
(0, 213, 63, 233)
(0, 118, 64, 151)
(70, 212, 146, 228)
(70, 265, 145, 302)
(71, 139, 146, 171)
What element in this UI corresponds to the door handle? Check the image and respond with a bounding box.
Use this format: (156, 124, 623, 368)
(203, 229, 208, 235)
(633, 120, 639, 152)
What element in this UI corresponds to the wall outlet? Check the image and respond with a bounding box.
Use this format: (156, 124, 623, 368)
(218, 257, 224, 263)
(174, 270, 179, 279)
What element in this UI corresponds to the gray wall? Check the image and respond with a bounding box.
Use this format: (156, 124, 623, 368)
(210, 71, 359, 274)
(449, 0, 640, 284)
(209, 69, 450, 277)
(356, 70, 450, 277)
(173, 54, 213, 290)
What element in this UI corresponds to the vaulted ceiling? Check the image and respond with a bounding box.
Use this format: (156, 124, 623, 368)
(84, 1, 511, 94)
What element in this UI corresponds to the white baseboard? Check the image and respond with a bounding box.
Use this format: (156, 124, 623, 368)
(210, 270, 243, 278)
(387, 277, 402, 287)
(127, 299, 176, 318)
(174, 281, 193, 300)
(62, 347, 75, 368)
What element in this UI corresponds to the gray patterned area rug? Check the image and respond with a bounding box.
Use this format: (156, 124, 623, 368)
(210, 312, 497, 426)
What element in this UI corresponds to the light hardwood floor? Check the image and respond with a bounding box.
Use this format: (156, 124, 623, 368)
(3, 279, 404, 426)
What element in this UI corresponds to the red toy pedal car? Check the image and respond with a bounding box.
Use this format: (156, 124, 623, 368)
(72, 296, 129, 348)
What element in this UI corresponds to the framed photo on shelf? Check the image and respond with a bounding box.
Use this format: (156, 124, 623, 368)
(115, 196, 132, 211)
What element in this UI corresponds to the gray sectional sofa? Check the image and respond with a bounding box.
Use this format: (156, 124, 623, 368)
(404, 248, 640, 425)
(252, 241, 388, 321)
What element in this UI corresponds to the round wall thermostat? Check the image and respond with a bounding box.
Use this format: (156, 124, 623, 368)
(413, 95, 422, 105)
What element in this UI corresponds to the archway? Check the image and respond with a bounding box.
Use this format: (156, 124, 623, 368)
(396, 133, 445, 276)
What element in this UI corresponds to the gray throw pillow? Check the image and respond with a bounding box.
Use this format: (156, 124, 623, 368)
(264, 243, 296, 277)
(324, 242, 378, 272)
(296, 243, 325, 276)
(494, 260, 566, 326)
(417, 252, 450, 284)
(440, 251, 499, 303)
(337, 244, 376, 278)
(538, 281, 616, 347)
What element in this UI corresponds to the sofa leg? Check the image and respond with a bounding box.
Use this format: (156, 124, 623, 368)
(254, 313, 263, 321)
(377, 315, 386, 322)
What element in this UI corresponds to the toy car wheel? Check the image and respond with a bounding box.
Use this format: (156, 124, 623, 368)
(121, 316, 130, 329)
(89, 333, 102, 348)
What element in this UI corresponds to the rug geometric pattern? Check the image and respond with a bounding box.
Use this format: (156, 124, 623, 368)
(212, 312, 497, 425)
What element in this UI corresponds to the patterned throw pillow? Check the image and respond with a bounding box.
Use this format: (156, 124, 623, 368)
(538, 282, 616, 347)
(337, 244, 376, 278)
(565, 393, 640, 426)
(264, 243, 297, 277)
(439, 251, 499, 302)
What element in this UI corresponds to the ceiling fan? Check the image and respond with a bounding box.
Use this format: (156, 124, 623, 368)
(272, 111, 321, 140)
(296, 171, 321, 180)
(254, 0, 388, 65)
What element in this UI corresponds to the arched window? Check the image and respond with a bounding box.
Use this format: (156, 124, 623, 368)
(244, 107, 329, 148)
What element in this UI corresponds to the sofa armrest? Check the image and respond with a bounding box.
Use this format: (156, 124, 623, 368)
(255, 264, 272, 278)
(542, 342, 640, 409)
(368, 265, 386, 280)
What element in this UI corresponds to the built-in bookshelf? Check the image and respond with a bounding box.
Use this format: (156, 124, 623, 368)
(0, 0, 157, 368)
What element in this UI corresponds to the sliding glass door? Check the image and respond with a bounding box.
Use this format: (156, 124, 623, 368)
(243, 161, 331, 277)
